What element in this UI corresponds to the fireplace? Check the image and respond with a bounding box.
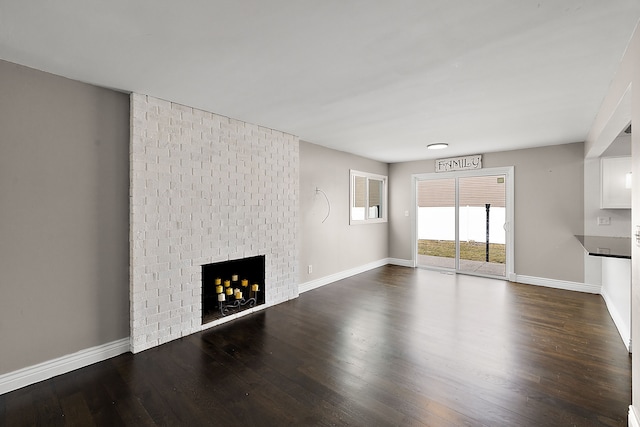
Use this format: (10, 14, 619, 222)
(202, 255, 266, 325)
(130, 94, 298, 353)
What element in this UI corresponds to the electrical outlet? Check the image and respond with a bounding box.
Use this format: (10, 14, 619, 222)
(308, 265, 313, 274)
(597, 216, 611, 226)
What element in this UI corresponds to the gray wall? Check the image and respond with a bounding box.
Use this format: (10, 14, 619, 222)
(0, 60, 130, 374)
(299, 141, 388, 282)
(389, 142, 585, 283)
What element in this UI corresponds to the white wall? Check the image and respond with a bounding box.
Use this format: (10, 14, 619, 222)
(585, 20, 639, 422)
(130, 94, 299, 353)
(584, 134, 631, 237)
(418, 206, 506, 244)
(601, 257, 631, 350)
(583, 135, 631, 289)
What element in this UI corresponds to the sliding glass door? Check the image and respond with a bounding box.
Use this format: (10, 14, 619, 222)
(414, 167, 513, 279)
(458, 175, 506, 276)
(416, 178, 456, 270)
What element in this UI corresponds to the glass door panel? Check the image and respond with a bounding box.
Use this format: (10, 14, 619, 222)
(416, 178, 456, 270)
(457, 175, 506, 277)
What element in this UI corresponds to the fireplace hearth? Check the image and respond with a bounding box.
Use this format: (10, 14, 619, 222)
(202, 255, 266, 325)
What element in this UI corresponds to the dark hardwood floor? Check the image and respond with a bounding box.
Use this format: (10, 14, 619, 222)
(0, 266, 631, 426)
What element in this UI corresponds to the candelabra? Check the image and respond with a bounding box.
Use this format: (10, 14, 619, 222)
(215, 277, 261, 317)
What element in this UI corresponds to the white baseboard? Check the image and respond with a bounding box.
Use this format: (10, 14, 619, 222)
(300, 263, 604, 296)
(630, 406, 640, 427)
(514, 274, 601, 294)
(387, 258, 414, 267)
(299, 258, 389, 293)
(601, 287, 632, 352)
(0, 337, 130, 395)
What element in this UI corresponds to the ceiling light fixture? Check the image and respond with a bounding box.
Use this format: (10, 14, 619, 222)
(427, 143, 448, 150)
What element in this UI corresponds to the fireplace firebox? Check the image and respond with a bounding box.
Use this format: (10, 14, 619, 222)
(202, 255, 266, 325)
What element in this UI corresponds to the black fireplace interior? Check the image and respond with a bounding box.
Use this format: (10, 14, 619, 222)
(202, 255, 266, 324)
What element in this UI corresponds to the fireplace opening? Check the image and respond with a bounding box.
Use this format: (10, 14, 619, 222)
(202, 255, 266, 325)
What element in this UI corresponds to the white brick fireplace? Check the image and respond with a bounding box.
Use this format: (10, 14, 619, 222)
(130, 94, 299, 353)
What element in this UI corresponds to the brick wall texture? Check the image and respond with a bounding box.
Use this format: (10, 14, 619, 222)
(130, 93, 299, 353)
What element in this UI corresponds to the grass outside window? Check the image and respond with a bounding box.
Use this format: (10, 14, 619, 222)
(418, 239, 506, 264)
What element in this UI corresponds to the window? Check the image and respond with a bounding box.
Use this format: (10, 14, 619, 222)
(350, 170, 388, 224)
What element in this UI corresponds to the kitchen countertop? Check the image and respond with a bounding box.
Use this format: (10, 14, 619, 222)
(575, 235, 631, 259)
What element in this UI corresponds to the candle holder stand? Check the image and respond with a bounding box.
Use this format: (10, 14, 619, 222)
(219, 295, 257, 317)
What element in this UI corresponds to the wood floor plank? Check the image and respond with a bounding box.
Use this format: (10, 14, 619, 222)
(58, 392, 96, 427)
(1, 388, 38, 427)
(100, 356, 157, 426)
(0, 266, 631, 426)
(30, 381, 63, 426)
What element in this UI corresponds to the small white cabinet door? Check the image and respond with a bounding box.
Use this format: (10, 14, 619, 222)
(601, 156, 631, 209)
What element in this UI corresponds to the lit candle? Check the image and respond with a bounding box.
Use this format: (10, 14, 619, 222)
(235, 290, 243, 299)
(231, 274, 238, 282)
(251, 284, 259, 292)
(215, 278, 222, 285)
(224, 280, 231, 287)
(241, 279, 248, 287)
(215, 285, 223, 294)
(225, 287, 233, 296)
(218, 293, 226, 301)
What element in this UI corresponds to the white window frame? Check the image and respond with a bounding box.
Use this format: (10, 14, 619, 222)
(350, 169, 388, 224)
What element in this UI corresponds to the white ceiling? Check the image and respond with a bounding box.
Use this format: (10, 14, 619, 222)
(1, 1, 639, 162)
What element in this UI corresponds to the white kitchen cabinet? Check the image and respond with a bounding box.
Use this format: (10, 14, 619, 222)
(601, 156, 632, 209)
